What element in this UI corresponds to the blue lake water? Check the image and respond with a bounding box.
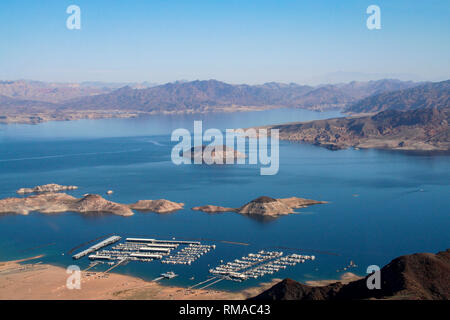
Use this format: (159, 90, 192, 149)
(0, 108, 449, 291)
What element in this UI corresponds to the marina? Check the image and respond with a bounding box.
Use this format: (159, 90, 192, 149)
(0, 96, 447, 298)
(76, 236, 216, 265)
(162, 244, 216, 265)
(209, 251, 316, 282)
(69, 234, 320, 288)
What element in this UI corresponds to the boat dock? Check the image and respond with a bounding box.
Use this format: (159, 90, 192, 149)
(209, 250, 316, 282)
(126, 238, 200, 245)
(72, 236, 121, 260)
(83, 261, 100, 272)
(101, 258, 128, 275)
(67, 234, 322, 290)
(189, 277, 217, 289)
(153, 271, 178, 282)
(162, 244, 216, 265)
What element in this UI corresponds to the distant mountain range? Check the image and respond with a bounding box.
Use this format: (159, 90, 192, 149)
(250, 249, 450, 300)
(0, 78, 448, 131)
(0, 94, 55, 113)
(0, 80, 158, 103)
(0, 79, 420, 114)
(59, 79, 420, 112)
(0, 80, 112, 103)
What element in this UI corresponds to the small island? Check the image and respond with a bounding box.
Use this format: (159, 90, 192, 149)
(129, 199, 184, 213)
(192, 196, 327, 217)
(0, 193, 133, 216)
(16, 183, 78, 194)
(0, 191, 184, 216)
(187, 145, 246, 163)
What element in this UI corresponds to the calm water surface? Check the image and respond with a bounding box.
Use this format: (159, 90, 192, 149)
(0, 109, 449, 291)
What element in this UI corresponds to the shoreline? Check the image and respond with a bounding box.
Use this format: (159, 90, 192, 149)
(0, 257, 279, 300)
(0, 106, 281, 125)
(0, 256, 360, 300)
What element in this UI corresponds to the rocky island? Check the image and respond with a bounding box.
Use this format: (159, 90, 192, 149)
(16, 183, 78, 194)
(0, 192, 184, 216)
(192, 196, 327, 217)
(187, 145, 246, 163)
(0, 193, 133, 216)
(129, 199, 184, 213)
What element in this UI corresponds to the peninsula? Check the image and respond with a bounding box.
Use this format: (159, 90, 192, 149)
(258, 80, 450, 152)
(265, 107, 449, 151)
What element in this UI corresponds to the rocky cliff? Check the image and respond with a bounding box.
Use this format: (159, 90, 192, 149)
(251, 249, 450, 300)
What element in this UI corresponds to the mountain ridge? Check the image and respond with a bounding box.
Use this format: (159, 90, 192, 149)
(59, 78, 421, 112)
(0, 78, 432, 124)
(250, 249, 450, 300)
(265, 107, 449, 151)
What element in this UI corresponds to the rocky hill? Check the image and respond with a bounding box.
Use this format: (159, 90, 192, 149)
(0, 193, 184, 216)
(0, 193, 134, 216)
(265, 107, 450, 151)
(251, 249, 450, 300)
(16, 183, 78, 194)
(192, 196, 326, 217)
(129, 199, 184, 213)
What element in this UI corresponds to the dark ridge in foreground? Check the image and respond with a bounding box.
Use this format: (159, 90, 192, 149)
(250, 249, 450, 300)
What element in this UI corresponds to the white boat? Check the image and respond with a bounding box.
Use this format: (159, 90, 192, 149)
(161, 271, 178, 279)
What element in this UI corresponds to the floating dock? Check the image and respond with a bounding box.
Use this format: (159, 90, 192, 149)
(88, 254, 112, 260)
(139, 247, 172, 253)
(143, 243, 178, 248)
(126, 238, 200, 245)
(72, 236, 121, 260)
(209, 251, 315, 282)
(130, 253, 163, 259)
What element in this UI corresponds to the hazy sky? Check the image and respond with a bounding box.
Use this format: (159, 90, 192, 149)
(0, 0, 449, 84)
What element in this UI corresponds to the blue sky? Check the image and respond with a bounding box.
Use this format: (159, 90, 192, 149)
(0, 0, 449, 84)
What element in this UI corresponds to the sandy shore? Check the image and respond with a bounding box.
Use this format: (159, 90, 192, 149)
(0, 256, 279, 300)
(0, 255, 362, 300)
